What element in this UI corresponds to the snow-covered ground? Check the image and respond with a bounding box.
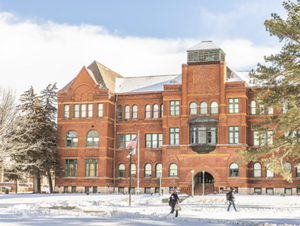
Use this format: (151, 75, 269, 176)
(1, 193, 300, 226)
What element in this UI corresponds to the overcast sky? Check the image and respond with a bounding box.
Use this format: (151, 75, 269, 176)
(0, 0, 289, 98)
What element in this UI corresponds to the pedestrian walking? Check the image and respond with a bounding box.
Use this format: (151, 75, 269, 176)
(226, 187, 238, 212)
(168, 188, 179, 217)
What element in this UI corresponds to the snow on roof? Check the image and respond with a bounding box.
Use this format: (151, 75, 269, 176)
(227, 71, 252, 86)
(115, 74, 181, 93)
(188, 41, 221, 51)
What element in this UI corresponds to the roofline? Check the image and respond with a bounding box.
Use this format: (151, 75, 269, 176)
(115, 91, 163, 96)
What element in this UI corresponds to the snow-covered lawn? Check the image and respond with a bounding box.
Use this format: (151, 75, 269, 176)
(1, 193, 300, 226)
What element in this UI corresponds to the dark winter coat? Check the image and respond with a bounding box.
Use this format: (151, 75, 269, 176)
(169, 192, 179, 206)
(226, 190, 235, 202)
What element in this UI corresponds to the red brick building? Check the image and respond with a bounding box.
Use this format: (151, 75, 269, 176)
(55, 41, 300, 195)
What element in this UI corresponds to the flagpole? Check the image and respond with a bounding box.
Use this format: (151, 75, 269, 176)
(137, 130, 140, 194)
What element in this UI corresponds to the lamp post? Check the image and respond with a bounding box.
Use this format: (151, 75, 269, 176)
(172, 173, 175, 189)
(159, 170, 162, 196)
(128, 147, 134, 206)
(191, 170, 194, 198)
(202, 170, 205, 196)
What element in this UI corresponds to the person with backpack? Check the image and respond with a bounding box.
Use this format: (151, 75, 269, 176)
(168, 188, 179, 217)
(226, 187, 238, 212)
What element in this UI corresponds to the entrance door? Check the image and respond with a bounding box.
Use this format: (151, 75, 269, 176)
(193, 172, 215, 195)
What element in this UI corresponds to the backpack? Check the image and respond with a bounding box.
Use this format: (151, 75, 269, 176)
(226, 192, 232, 201)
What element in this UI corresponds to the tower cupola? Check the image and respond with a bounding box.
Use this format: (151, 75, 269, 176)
(187, 41, 225, 63)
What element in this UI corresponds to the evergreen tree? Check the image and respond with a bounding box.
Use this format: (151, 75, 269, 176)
(237, 0, 300, 182)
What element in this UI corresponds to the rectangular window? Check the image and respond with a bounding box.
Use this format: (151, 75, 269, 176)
(65, 159, 77, 177)
(297, 188, 300, 194)
(229, 126, 239, 144)
(144, 187, 151, 194)
(118, 187, 124, 194)
(169, 128, 179, 145)
(98, 103, 103, 117)
(253, 131, 273, 146)
(145, 133, 163, 148)
(63, 186, 68, 193)
(297, 167, 300, 178)
(72, 186, 76, 193)
(81, 104, 86, 118)
(285, 188, 292, 195)
(155, 187, 160, 194)
(266, 165, 274, 178)
(93, 186, 97, 193)
(229, 98, 239, 114)
(87, 104, 93, 118)
(64, 105, 69, 118)
(268, 107, 274, 115)
(259, 104, 265, 115)
(85, 159, 98, 177)
(254, 188, 261, 195)
(266, 188, 273, 195)
(74, 104, 79, 118)
(119, 134, 137, 149)
(129, 187, 135, 194)
(85, 186, 89, 193)
(170, 101, 179, 116)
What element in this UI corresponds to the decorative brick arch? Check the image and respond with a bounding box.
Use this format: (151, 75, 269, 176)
(184, 165, 221, 183)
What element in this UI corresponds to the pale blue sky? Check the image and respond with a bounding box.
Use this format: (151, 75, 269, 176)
(0, 0, 289, 97)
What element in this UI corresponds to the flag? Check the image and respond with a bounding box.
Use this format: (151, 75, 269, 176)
(126, 136, 138, 149)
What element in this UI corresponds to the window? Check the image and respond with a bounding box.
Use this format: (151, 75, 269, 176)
(86, 130, 99, 147)
(81, 104, 86, 118)
(64, 186, 68, 193)
(118, 164, 125, 178)
(85, 159, 98, 177)
(87, 104, 93, 118)
(160, 104, 163, 118)
(144, 187, 151, 194)
(282, 101, 288, 114)
(190, 127, 217, 145)
(153, 104, 159, 118)
(229, 126, 239, 144)
(169, 128, 179, 145)
(145, 133, 163, 148)
(129, 187, 135, 194)
(189, 102, 197, 115)
(118, 187, 124, 193)
(132, 105, 138, 119)
(210, 101, 218, 114)
(268, 107, 274, 115)
(259, 104, 265, 115)
(169, 163, 178, 177)
(286, 162, 292, 174)
(254, 188, 261, 195)
(297, 188, 300, 194)
(85, 186, 89, 193)
(125, 105, 130, 119)
(74, 104, 79, 118)
(145, 104, 151, 118)
(229, 163, 239, 177)
(285, 188, 292, 195)
(72, 186, 76, 193)
(98, 103, 103, 117)
(65, 159, 77, 177)
(119, 134, 137, 148)
(130, 163, 136, 178)
(229, 98, 239, 113)
(297, 163, 300, 178)
(253, 131, 273, 146)
(64, 105, 69, 118)
(266, 188, 273, 195)
(93, 186, 97, 193)
(250, 100, 256, 115)
(66, 131, 78, 147)
(144, 163, 152, 178)
(155, 163, 162, 178)
(266, 164, 274, 178)
(155, 187, 160, 193)
(200, 102, 208, 114)
(253, 162, 262, 178)
(170, 101, 179, 116)
(117, 105, 122, 120)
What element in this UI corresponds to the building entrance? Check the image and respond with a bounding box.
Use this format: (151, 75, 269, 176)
(193, 172, 215, 195)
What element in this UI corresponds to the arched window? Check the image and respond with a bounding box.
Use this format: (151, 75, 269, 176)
(117, 105, 122, 120)
(250, 100, 256, 115)
(130, 163, 136, 178)
(253, 162, 261, 178)
(169, 163, 178, 177)
(118, 164, 125, 178)
(200, 102, 208, 115)
(144, 163, 152, 178)
(160, 104, 163, 118)
(66, 130, 78, 147)
(124, 105, 130, 119)
(229, 163, 239, 177)
(155, 163, 162, 178)
(86, 130, 99, 147)
(266, 164, 274, 178)
(145, 104, 151, 119)
(286, 162, 292, 173)
(132, 105, 138, 119)
(189, 102, 197, 115)
(296, 162, 300, 178)
(153, 104, 159, 118)
(210, 101, 218, 114)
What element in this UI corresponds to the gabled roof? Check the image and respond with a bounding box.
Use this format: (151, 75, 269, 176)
(115, 74, 181, 93)
(187, 41, 222, 51)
